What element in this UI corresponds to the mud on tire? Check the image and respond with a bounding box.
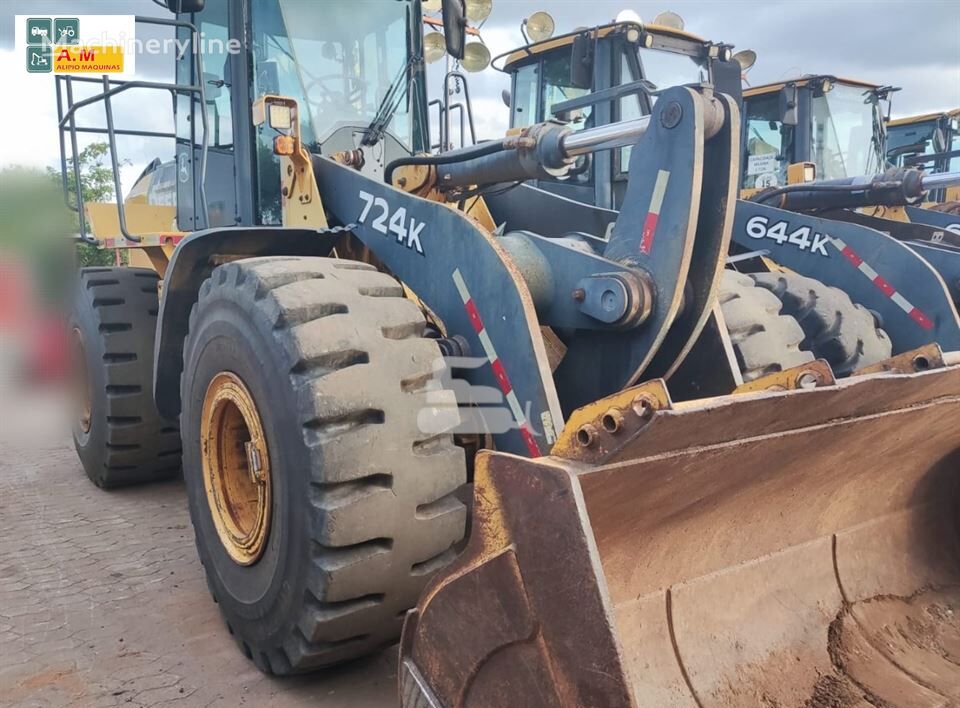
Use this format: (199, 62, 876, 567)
(70, 267, 181, 488)
(719, 270, 814, 382)
(751, 271, 892, 376)
(180, 256, 467, 674)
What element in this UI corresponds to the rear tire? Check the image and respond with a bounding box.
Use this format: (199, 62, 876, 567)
(751, 271, 892, 376)
(70, 267, 181, 488)
(719, 270, 814, 382)
(180, 257, 466, 674)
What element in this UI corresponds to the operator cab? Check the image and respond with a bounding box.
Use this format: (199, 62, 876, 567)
(499, 15, 739, 210)
(170, 0, 429, 229)
(742, 76, 895, 191)
(887, 110, 960, 172)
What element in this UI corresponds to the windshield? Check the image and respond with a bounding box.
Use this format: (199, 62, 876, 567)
(252, 0, 427, 151)
(542, 52, 594, 130)
(810, 83, 885, 180)
(637, 48, 705, 92)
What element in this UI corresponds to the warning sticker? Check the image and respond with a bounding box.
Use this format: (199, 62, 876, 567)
(747, 153, 779, 177)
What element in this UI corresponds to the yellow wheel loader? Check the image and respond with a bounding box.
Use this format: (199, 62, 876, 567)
(60, 1, 960, 704)
(887, 108, 960, 210)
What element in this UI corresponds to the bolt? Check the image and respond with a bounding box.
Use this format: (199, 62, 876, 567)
(286, 164, 294, 175)
(572, 288, 586, 302)
(660, 101, 683, 129)
(398, 177, 407, 188)
(601, 408, 624, 434)
(631, 394, 655, 420)
(576, 424, 598, 448)
(797, 371, 820, 389)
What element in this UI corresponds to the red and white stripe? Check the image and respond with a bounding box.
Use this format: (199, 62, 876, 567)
(830, 237, 934, 330)
(452, 269, 542, 457)
(639, 169, 671, 255)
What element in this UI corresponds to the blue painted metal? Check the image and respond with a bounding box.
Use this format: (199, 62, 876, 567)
(646, 92, 740, 381)
(313, 156, 562, 457)
(820, 208, 960, 248)
(904, 240, 960, 304)
(508, 232, 647, 330)
(555, 86, 705, 412)
(906, 205, 960, 236)
(733, 200, 960, 353)
(485, 182, 618, 240)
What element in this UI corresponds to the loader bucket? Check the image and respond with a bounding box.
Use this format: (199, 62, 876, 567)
(400, 365, 960, 707)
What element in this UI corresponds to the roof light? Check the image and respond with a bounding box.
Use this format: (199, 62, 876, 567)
(524, 11, 555, 42)
(461, 41, 491, 72)
(424, 31, 446, 63)
(465, 0, 493, 23)
(653, 11, 684, 30)
(615, 9, 643, 25)
(732, 49, 757, 71)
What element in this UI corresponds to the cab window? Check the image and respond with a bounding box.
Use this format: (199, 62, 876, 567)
(743, 93, 790, 189)
(541, 52, 593, 130)
(512, 62, 538, 129)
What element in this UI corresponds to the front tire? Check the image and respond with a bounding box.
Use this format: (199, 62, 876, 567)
(180, 257, 466, 674)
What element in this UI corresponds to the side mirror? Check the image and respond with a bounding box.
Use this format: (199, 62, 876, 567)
(501, 89, 511, 107)
(441, 0, 467, 60)
(570, 33, 594, 90)
(163, 0, 205, 12)
(779, 84, 799, 127)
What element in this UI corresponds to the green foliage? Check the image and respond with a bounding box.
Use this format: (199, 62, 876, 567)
(50, 142, 128, 206)
(44, 142, 130, 267)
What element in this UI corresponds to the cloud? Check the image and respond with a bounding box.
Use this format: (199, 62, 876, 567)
(0, 46, 174, 197)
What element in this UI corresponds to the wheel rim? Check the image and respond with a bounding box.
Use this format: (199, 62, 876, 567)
(72, 327, 92, 434)
(201, 372, 272, 566)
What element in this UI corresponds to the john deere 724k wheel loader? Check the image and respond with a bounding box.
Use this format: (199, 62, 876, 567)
(62, 1, 960, 705)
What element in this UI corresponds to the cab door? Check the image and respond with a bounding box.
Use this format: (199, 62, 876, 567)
(174, 0, 242, 230)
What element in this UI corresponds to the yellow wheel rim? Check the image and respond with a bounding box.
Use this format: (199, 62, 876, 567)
(201, 372, 272, 565)
(72, 327, 92, 434)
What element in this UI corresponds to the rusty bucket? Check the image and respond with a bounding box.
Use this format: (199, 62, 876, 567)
(400, 364, 960, 707)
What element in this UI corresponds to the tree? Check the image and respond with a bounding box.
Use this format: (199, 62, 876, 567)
(47, 142, 130, 267)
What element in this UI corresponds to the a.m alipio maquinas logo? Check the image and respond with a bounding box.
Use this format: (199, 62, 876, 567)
(24, 16, 126, 75)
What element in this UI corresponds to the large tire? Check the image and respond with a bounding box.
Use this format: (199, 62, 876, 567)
(719, 270, 814, 382)
(180, 256, 467, 674)
(70, 267, 181, 488)
(751, 271, 892, 376)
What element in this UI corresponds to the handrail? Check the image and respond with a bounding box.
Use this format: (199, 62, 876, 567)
(56, 14, 210, 244)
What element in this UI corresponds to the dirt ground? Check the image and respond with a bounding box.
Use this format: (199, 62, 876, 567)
(0, 382, 397, 708)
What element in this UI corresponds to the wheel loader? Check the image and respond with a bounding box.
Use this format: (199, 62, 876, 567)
(887, 108, 960, 211)
(492, 17, 960, 381)
(60, 1, 960, 706)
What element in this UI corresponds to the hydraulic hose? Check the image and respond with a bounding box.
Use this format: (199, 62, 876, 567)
(384, 139, 508, 187)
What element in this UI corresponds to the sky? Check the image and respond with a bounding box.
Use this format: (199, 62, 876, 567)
(1, 0, 958, 195)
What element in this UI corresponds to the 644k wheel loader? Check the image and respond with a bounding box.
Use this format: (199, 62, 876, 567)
(60, 1, 960, 705)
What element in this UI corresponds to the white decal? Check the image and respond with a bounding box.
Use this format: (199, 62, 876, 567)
(756, 172, 779, 188)
(746, 215, 829, 257)
(357, 190, 425, 254)
(747, 153, 778, 177)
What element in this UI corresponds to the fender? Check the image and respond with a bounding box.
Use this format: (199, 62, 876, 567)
(732, 201, 960, 354)
(905, 204, 960, 236)
(152, 226, 341, 419)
